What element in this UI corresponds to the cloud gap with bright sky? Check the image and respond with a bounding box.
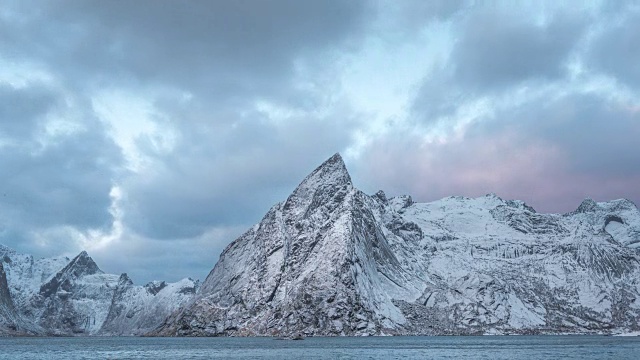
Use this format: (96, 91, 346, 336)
(1, 0, 639, 283)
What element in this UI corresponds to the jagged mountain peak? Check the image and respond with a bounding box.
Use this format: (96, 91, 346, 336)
(575, 198, 599, 213)
(118, 273, 133, 287)
(0, 244, 199, 336)
(484, 192, 502, 199)
(39, 250, 102, 298)
(0, 244, 15, 255)
(298, 153, 351, 189)
(567, 198, 638, 217)
(601, 198, 638, 211)
(153, 152, 640, 337)
(145, 280, 167, 295)
(67, 250, 102, 276)
(282, 153, 353, 219)
(373, 190, 388, 204)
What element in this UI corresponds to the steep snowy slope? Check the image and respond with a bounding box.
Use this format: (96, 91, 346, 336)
(154, 153, 640, 336)
(0, 246, 197, 335)
(0, 244, 69, 312)
(31, 251, 121, 334)
(394, 195, 640, 334)
(154, 153, 410, 335)
(99, 274, 198, 335)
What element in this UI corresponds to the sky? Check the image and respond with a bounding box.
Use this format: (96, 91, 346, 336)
(1, 0, 639, 284)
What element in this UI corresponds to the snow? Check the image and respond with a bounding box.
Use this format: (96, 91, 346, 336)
(5, 154, 640, 337)
(0, 246, 198, 336)
(153, 154, 640, 336)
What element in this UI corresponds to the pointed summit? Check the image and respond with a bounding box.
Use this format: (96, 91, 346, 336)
(301, 153, 351, 188)
(67, 251, 101, 277)
(575, 198, 599, 214)
(283, 153, 352, 217)
(39, 251, 102, 297)
(153, 152, 640, 337)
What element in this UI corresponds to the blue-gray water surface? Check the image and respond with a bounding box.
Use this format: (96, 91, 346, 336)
(1, 336, 638, 359)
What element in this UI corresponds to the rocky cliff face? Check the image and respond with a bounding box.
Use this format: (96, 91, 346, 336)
(0, 262, 21, 335)
(0, 245, 197, 336)
(153, 153, 640, 336)
(99, 274, 198, 335)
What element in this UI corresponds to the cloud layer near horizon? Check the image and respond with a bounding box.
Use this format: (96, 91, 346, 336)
(1, 0, 639, 283)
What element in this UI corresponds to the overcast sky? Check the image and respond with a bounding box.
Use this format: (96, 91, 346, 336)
(1, 0, 639, 284)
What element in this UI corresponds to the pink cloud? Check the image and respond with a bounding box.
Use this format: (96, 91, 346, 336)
(359, 129, 640, 214)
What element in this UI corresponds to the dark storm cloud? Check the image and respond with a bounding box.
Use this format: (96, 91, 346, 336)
(588, 7, 640, 89)
(4, 0, 369, 104)
(0, 83, 122, 251)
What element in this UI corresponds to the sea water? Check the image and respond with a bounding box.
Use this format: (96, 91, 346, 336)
(1, 335, 638, 359)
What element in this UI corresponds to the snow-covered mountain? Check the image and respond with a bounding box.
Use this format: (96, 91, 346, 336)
(0, 244, 198, 336)
(153, 153, 640, 336)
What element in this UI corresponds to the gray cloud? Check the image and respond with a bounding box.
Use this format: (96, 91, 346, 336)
(0, 0, 371, 283)
(412, 6, 589, 122)
(504, 94, 640, 177)
(4, 0, 369, 106)
(383, 0, 467, 34)
(88, 225, 247, 284)
(124, 105, 357, 239)
(0, 85, 55, 137)
(0, 83, 122, 255)
(588, 7, 640, 89)
(1, 0, 639, 285)
(361, 92, 640, 214)
(452, 10, 586, 89)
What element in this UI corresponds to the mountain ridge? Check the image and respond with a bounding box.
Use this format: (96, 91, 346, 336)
(153, 153, 640, 336)
(0, 245, 198, 336)
(2, 153, 639, 336)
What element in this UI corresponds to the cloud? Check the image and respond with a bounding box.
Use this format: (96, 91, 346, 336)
(87, 225, 248, 284)
(412, 4, 590, 122)
(1, 0, 639, 285)
(4, 0, 369, 104)
(588, 5, 640, 89)
(0, 0, 369, 282)
(453, 10, 586, 89)
(359, 92, 640, 213)
(122, 101, 358, 239)
(0, 84, 55, 138)
(504, 94, 640, 177)
(0, 82, 122, 255)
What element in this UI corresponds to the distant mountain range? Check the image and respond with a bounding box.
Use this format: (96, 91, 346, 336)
(3, 153, 640, 336)
(0, 245, 197, 335)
